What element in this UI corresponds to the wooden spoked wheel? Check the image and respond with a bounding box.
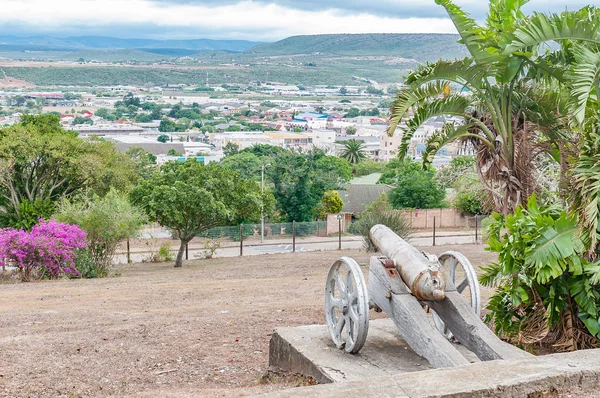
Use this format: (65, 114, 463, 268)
(324, 257, 369, 354)
(432, 251, 481, 340)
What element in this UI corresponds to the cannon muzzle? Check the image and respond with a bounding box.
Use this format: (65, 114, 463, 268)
(370, 224, 446, 301)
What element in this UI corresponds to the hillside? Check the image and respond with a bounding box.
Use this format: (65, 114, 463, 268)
(248, 33, 467, 61)
(0, 35, 261, 52)
(0, 33, 469, 86)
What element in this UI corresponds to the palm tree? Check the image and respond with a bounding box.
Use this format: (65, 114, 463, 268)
(338, 139, 367, 165)
(388, 0, 599, 214)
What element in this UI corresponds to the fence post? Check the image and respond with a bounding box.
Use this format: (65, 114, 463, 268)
(127, 239, 131, 263)
(240, 224, 244, 256)
(292, 221, 296, 252)
(433, 216, 436, 246)
(475, 215, 479, 243)
(185, 242, 189, 260)
(338, 216, 342, 250)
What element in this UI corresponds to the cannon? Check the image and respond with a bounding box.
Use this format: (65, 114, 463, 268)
(324, 224, 531, 368)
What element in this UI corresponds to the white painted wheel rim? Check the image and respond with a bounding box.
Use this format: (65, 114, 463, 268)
(324, 257, 369, 354)
(432, 251, 481, 340)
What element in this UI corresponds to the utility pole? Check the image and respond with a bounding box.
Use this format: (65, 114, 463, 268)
(261, 164, 265, 243)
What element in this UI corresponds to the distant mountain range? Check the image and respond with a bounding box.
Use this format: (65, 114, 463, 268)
(249, 33, 466, 60)
(0, 33, 468, 86)
(0, 35, 261, 54)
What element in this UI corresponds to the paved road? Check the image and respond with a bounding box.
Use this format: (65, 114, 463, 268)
(113, 233, 479, 264)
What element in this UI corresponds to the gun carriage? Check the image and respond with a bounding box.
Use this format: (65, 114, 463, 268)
(324, 224, 530, 367)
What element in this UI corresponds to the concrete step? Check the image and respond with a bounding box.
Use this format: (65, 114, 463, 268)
(268, 318, 478, 384)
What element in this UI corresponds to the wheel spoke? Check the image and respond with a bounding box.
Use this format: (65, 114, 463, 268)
(346, 315, 355, 343)
(346, 270, 354, 296)
(330, 297, 343, 309)
(336, 275, 346, 298)
(335, 315, 345, 336)
(449, 258, 456, 282)
(348, 305, 359, 323)
(456, 278, 469, 293)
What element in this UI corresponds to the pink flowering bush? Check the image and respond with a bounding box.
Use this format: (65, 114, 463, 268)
(0, 219, 87, 281)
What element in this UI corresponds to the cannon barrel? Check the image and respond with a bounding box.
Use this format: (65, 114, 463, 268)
(370, 224, 446, 301)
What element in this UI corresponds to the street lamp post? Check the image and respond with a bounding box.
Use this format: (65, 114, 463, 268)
(337, 214, 343, 250)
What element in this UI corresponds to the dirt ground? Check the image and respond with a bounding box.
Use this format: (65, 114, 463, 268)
(0, 244, 497, 398)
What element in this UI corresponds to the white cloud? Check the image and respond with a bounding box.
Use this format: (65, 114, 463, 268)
(0, 0, 591, 41)
(0, 0, 456, 40)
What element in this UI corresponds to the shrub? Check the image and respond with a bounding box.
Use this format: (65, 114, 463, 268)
(0, 219, 87, 281)
(454, 189, 485, 215)
(73, 248, 102, 278)
(144, 240, 175, 263)
(481, 195, 600, 352)
(158, 242, 175, 262)
(349, 210, 412, 252)
(195, 239, 221, 259)
(316, 191, 344, 219)
(55, 189, 146, 275)
(364, 191, 393, 213)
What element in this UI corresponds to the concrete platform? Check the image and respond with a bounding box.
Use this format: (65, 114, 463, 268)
(261, 349, 600, 398)
(269, 318, 478, 384)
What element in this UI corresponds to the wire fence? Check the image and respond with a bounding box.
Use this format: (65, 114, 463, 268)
(197, 221, 328, 241)
(126, 215, 490, 264)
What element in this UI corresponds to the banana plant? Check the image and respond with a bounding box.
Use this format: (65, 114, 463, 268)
(389, 0, 599, 214)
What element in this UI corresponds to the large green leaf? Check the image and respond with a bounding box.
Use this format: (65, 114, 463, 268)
(435, 0, 502, 65)
(525, 211, 583, 283)
(387, 81, 448, 137)
(397, 95, 471, 159)
(421, 124, 482, 167)
(566, 45, 600, 125)
(505, 7, 600, 54)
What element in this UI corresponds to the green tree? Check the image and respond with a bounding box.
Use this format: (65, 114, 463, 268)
(346, 126, 357, 135)
(123, 92, 141, 107)
(387, 0, 600, 214)
(221, 152, 262, 181)
(159, 118, 178, 132)
(240, 144, 285, 158)
(316, 190, 344, 219)
(384, 160, 445, 209)
(436, 155, 476, 188)
(339, 87, 348, 95)
(354, 159, 386, 177)
(157, 134, 169, 143)
(141, 102, 157, 111)
(344, 107, 360, 118)
(54, 189, 146, 275)
(223, 142, 240, 157)
(315, 156, 353, 184)
(12, 95, 26, 106)
(338, 139, 367, 165)
(268, 150, 338, 222)
(125, 146, 157, 179)
(167, 149, 182, 156)
(72, 116, 93, 125)
(0, 115, 138, 228)
(130, 161, 263, 267)
(135, 113, 153, 123)
(95, 108, 111, 119)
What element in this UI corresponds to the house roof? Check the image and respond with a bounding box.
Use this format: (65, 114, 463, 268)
(349, 173, 382, 185)
(338, 184, 392, 213)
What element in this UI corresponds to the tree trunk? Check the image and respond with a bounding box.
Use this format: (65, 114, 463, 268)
(175, 239, 188, 268)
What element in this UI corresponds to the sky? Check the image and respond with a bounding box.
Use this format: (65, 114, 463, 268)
(0, 0, 591, 42)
